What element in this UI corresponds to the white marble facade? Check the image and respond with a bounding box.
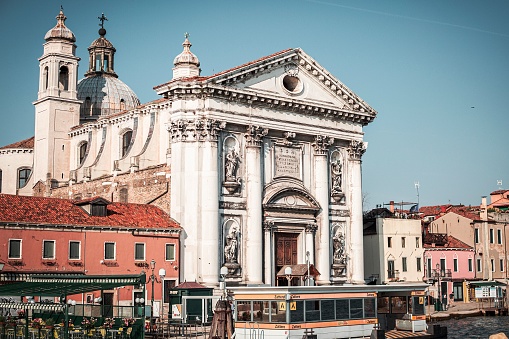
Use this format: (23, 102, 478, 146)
(0, 10, 378, 287)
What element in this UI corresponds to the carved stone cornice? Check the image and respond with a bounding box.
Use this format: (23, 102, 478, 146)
(312, 135, 334, 155)
(245, 125, 268, 147)
(305, 223, 318, 233)
(169, 118, 226, 142)
(347, 140, 366, 160)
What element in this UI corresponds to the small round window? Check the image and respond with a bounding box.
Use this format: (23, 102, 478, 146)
(282, 75, 303, 94)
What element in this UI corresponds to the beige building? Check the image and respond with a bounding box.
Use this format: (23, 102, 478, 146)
(0, 9, 378, 287)
(363, 209, 424, 284)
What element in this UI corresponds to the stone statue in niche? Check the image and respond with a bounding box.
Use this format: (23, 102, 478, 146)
(225, 149, 239, 181)
(224, 226, 239, 264)
(223, 148, 241, 194)
(330, 159, 345, 203)
(332, 229, 346, 265)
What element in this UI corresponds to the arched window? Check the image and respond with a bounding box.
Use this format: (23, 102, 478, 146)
(121, 130, 133, 157)
(120, 99, 126, 111)
(79, 142, 88, 166)
(17, 168, 31, 189)
(43, 66, 49, 90)
(59, 66, 69, 91)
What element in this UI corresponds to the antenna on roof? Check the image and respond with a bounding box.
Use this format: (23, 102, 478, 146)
(414, 181, 420, 206)
(497, 180, 503, 190)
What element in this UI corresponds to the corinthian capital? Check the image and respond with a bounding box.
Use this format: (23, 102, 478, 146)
(347, 140, 367, 159)
(245, 125, 268, 147)
(305, 223, 318, 233)
(312, 135, 334, 155)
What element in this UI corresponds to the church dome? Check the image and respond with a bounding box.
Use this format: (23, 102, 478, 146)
(44, 8, 76, 42)
(77, 75, 140, 121)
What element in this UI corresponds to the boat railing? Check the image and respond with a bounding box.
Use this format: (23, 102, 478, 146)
(244, 321, 264, 339)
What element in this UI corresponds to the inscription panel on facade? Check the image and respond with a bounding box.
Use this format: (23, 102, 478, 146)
(274, 145, 301, 179)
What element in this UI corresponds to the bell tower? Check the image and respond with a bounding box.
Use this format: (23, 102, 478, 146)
(32, 7, 81, 192)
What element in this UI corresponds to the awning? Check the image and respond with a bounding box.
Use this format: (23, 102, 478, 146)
(469, 281, 506, 287)
(276, 264, 320, 278)
(0, 274, 146, 297)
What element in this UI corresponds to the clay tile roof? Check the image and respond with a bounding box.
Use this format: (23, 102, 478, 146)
(423, 235, 473, 249)
(174, 281, 209, 289)
(491, 190, 509, 195)
(0, 194, 180, 230)
(0, 136, 35, 150)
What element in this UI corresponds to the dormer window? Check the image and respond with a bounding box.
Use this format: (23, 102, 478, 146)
(91, 203, 107, 217)
(75, 197, 110, 217)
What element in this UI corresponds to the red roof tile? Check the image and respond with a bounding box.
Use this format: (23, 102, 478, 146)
(423, 235, 472, 249)
(0, 194, 180, 229)
(175, 281, 209, 289)
(0, 136, 34, 150)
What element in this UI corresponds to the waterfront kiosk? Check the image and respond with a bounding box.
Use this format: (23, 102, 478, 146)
(231, 283, 428, 339)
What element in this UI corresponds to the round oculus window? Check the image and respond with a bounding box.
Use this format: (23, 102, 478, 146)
(282, 75, 303, 94)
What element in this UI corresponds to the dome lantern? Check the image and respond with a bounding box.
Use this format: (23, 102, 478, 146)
(172, 33, 201, 79)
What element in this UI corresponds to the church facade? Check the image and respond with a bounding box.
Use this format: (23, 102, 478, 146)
(0, 9, 377, 288)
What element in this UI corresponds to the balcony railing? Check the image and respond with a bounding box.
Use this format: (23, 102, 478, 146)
(387, 270, 400, 281)
(425, 268, 452, 283)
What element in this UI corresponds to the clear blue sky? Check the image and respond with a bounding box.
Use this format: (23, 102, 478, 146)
(1, 1, 507, 210)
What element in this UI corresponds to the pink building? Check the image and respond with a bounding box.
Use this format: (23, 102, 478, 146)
(0, 194, 181, 315)
(424, 235, 474, 304)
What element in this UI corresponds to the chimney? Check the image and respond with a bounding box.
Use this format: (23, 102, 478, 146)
(481, 196, 488, 221)
(390, 201, 394, 213)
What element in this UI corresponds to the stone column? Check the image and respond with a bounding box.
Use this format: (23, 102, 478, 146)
(312, 135, 334, 285)
(244, 125, 268, 285)
(305, 223, 317, 284)
(347, 140, 367, 284)
(263, 221, 275, 286)
(199, 119, 224, 285)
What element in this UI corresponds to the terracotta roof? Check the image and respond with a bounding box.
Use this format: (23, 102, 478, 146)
(491, 190, 509, 195)
(0, 194, 180, 229)
(174, 281, 209, 289)
(419, 205, 452, 217)
(448, 207, 480, 221)
(0, 136, 34, 150)
(423, 235, 473, 249)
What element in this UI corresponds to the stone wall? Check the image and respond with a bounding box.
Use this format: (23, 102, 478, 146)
(49, 164, 171, 214)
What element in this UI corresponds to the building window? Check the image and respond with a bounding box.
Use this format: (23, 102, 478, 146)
(497, 229, 502, 245)
(135, 243, 145, 261)
(468, 258, 473, 272)
(416, 257, 421, 272)
(79, 142, 88, 166)
(491, 259, 495, 272)
(18, 168, 31, 189)
(416, 237, 420, 248)
(91, 204, 107, 217)
(387, 237, 392, 248)
(475, 228, 480, 243)
(105, 242, 116, 260)
(476, 258, 482, 272)
(43, 240, 55, 259)
(427, 258, 432, 278)
(69, 241, 81, 260)
(121, 130, 133, 157)
(402, 257, 407, 272)
(500, 259, 504, 272)
(119, 187, 128, 203)
(453, 258, 458, 272)
(489, 229, 494, 244)
(8, 239, 22, 259)
(401, 237, 406, 248)
(387, 260, 395, 279)
(59, 66, 69, 91)
(166, 244, 176, 261)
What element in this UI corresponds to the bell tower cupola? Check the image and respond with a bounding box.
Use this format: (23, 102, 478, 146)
(84, 13, 118, 78)
(172, 33, 201, 79)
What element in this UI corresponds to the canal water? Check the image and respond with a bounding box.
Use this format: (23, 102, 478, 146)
(438, 316, 509, 338)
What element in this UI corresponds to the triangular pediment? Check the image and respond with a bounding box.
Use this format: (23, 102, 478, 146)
(208, 48, 376, 117)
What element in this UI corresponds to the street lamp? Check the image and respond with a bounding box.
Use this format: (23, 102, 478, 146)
(435, 263, 442, 311)
(159, 268, 166, 317)
(135, 297, 145, 318)
(150, 259, 156, 332)
(285, 266, 292, 286)
(220, 266, 228, 298)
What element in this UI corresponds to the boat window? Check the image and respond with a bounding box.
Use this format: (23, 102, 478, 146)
(377, 297, 390, 314)
(336, 299, 350, 319)
(391, 296, 407, 314)
(321, 299, 335, 320)
(350, 299, 364, 319)
(236, 301, 251, 322)
(305, 300, 320, 322)
(271, 301, 286, 323)
(364, 298, 376, 318)
(290, 300, 304, 322)
(253, 301, 263, 322)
